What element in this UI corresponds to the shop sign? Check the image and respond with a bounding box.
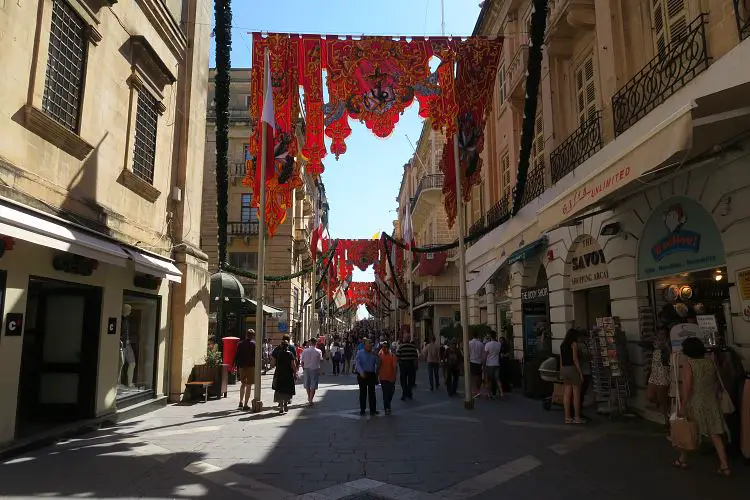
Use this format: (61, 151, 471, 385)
(736, 267, 750, 322)
(561, 167, 632, 216)
(521, 286, 548, 302)
(569, 236, 609, 291)
(637, 196, 726, 281)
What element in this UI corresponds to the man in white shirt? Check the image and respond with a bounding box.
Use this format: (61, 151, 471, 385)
(300, 339, 323, 405)
(468, 331, 485, 398)
(484, 331, 504, 400)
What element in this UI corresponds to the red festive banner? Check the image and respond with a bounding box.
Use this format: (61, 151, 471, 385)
(440, 38, 503, 227)
(344, 239, 380, 272)
(299, 36, 327, 176)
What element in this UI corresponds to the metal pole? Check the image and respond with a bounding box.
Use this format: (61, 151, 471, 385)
(440, 0, 446, 36)
(408, 249, 416, 344)
(454, 132, 472, 410)
(252, 48, 270, 412)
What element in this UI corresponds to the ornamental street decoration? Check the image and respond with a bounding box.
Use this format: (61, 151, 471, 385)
(246, 33, 504, 236)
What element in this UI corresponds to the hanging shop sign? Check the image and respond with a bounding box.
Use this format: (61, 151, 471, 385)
(569, 236, 609, 291)
(521, 286, 548, 302)
(637, 196, 726, 281)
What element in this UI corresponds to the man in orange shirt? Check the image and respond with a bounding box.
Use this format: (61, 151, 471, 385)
(378, 342, 398, 415)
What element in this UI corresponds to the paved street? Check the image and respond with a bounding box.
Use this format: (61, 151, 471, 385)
(0, 371, 748, 499)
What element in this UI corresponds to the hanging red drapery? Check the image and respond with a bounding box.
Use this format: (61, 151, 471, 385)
(247, 33, 303, 237)
(440, 38, 503, 227)
(247, 33, 504, 236)
(345, 239, 380, 272)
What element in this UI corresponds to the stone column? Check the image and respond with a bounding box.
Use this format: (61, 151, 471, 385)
(485, 283, 497, 332)
(468, 294, 479, 325)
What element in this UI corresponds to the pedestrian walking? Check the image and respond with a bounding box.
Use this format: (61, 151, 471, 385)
(356, 339, 380, 416)
(423, 336, 441, 391)
(272, 334, 297, 414)
(344, 341, 354, 374)
(300, 339, 323, 406)
(330, 341, 342, 375)
(234, 329, 256, 410)
(484, 331, 504, 400)
(378, 341, 398, 414)
(262, 338, 272, 375)
(396, 335, 419, 401)
(444, 339, 463, 396)
(468, 331, 484, 398)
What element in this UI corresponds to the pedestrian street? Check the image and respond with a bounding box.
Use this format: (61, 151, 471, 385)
(2, 371, 748, 500)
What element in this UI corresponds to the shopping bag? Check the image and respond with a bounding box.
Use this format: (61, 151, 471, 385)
(670, 415, 698, 450)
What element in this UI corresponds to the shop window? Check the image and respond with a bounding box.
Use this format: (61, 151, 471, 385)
(42, 0, 88, 133)
(652, 0, 688, 57)
(575, 53, 597, 126)
(117, 293, 160, 402)
(240, 193, 259, 222)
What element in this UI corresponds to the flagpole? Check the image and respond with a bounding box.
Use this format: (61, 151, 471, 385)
(453, 130, 472, 410)
(252, 47, 270, 413)
(408, 248, 416, 345)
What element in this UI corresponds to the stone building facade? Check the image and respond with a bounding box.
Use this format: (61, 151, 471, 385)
(0, 0, 211, 446)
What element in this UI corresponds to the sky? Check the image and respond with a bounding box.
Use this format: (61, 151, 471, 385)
(209, 1, 482, 317)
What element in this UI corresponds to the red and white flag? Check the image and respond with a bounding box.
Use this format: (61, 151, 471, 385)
(403, 204, 415, 249)
(255, 50, 276, 202)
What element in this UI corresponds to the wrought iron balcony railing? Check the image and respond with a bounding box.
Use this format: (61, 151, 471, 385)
(550, 111, 603, 184)
(227, 221, 259, 236)
(486, 194, 511, 228)
(518, 166, 546, 209)
(468, 214, 486, 239)
(410, 174, 444, 211)
(735, 0, 750, 40)
(612, 14, 709, 136)
(413, 286, 459, 306)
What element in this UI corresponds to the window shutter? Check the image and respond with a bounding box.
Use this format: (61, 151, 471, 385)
(498, 65, 506, 105)
(652, 0, 687, 56)
(531, 104, 545, 171)
(575, 54, 597, 126)
(501, 153, 511, 199)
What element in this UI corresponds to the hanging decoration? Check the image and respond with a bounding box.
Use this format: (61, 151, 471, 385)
(417, 251, 448, 277)
(344, 239, 380, 271)
(246, 33, 504, 237)
(247, 33, 303, 237)
(440, 38, 504, 227)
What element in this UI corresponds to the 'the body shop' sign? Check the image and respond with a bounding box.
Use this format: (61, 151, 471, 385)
(569, 236, 609, 291)
(637, 196, 725, 281)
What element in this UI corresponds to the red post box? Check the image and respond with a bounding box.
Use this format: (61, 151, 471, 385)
(222, 336, 240, 371)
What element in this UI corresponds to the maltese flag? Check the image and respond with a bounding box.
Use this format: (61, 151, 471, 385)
(256, 50, 276, 199)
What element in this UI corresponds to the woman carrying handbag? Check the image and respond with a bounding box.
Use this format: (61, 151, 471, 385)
(671, 337, 731, 476)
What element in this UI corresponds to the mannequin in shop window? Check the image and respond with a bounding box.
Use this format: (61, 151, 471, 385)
(120, 304, 136, 387)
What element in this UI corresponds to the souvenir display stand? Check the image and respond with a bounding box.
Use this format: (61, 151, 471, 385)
(589, 316, 633, 418)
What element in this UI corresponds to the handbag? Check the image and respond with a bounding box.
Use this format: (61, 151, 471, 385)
(646, 382, 659, 403)
(670, 355, 699, 450)
(714, 359, 735, 414)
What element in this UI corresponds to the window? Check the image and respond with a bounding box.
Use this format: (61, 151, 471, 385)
(132, 90, 160, 184)
(229, 252, 258, 271)
(243, 143, 251, 161)
(530, 105, 545, 172)
(240, 193, 259, 222)
(497, 64, 506, 105)
(575, 54, 597, 125)
(652, 0, 687, 56)
(501, 153, 511, 199)
(245, 95, 252, 110)
(293, 288, 299, 317)
(42, 0, 87, 132)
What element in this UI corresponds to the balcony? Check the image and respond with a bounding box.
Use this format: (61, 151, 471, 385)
(293, 218, 310, 251)
(486, 194, 511, 229)
(206, 108, 253, 124)
(546, 0, 596, 45)
(467, 215, 487, 243)
(505, 45, 529, 101)
(230, 162, 246, 178)
(413, 286, 459, 308)
(550, 111, 603, 184)
(518, 166, 546, 209)
(228, 221, 259, 237)
(612, 14, 709, 136)
(735, 0, 750, 41)
(410, 174, 444, 228)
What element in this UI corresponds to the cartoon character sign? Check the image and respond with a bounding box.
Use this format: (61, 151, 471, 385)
(650, 202, 701, 261)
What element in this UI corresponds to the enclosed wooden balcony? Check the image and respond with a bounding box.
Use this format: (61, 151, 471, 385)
(410, 174, 444, 229)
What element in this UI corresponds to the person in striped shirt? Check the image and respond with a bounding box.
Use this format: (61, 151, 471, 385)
(396, 335, 419, 401)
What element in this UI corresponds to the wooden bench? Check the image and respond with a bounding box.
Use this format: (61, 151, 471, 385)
(186, 381, 213, 403)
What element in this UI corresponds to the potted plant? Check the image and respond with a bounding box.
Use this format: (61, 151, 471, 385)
(192, 344, 229, 400)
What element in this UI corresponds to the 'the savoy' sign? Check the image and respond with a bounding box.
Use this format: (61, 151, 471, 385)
(570, 236, 609, 291)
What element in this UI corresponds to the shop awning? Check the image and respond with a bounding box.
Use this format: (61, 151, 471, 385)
(247, 300, 284, 316)
(467, 258, 507, 296)
(507, 236, 548, 265)
(124, 248, 182, 283)
(0, 202, 129, 266)
(537, 43, 750, 233)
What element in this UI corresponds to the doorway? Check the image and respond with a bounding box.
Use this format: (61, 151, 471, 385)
(17, 277, 102, 434)
(573, 286, 612, 330)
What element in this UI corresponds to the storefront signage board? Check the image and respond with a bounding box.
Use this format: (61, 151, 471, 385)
(637, 196, 726, 281)
(736, 267, 750, 322)
(569, 236, 609, 291)
(521, 286, 549, 302)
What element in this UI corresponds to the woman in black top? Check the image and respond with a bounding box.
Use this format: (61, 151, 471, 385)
(560, 329, 584, 424)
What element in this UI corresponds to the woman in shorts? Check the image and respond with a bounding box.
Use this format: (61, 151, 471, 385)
(560, 329, 585, 424)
